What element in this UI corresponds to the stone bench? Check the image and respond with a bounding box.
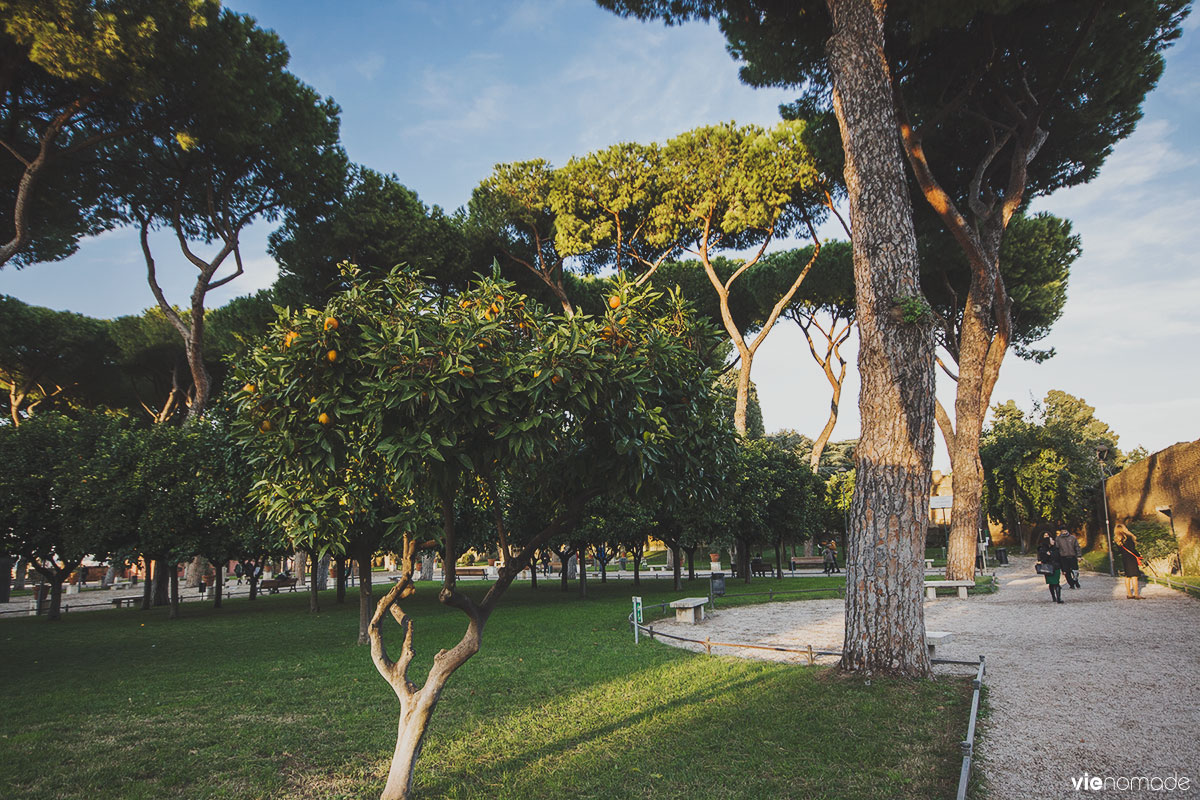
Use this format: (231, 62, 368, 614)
(669, 597, 709, 624)
(111, 596, 139, 608)
(923, 579, 974, 600)
(926, 630, 953, 657)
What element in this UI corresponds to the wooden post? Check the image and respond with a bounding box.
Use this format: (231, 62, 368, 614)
(807, 644, 814, 666)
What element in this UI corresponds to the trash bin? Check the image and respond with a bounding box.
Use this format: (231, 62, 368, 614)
(198, 580, 207, 595)
(995, 548, 1009, 565)
(709, 573, 726, 598)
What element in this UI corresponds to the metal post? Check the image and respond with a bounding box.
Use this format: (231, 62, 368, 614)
(1097, 448, 1115, 577)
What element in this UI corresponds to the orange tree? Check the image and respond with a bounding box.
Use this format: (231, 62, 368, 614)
(232, 264, 726, 800)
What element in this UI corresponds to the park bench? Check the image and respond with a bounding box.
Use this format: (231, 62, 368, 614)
(259, 577, 298, 594)
(923, 579, 974, 600)
(669, 597, 709, 624)
(790, 556, 824, 570)
(926, 630, 953, 657)
(109, 580, 133, 591)
(750, 557, 769, 577)
(111, 596, 139, 608)
(456, 566, 488, 578)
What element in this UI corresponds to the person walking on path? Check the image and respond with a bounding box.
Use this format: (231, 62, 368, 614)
(821, 541, 836, 575)
(1114, 523, 1143, 599)
(1037, 532, 1064, 603)
(1056, 528, 1082, 589)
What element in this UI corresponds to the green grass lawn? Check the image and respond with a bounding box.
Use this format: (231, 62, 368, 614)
(1, 576, 974, 800)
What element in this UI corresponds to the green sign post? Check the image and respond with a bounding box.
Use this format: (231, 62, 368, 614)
(632, 596, 643, 643)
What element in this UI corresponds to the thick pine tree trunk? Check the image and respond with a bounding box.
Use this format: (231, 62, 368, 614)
(213, 568, 223, 609)
(826, 0, 934, 677)
(944, 276, 1001, 580)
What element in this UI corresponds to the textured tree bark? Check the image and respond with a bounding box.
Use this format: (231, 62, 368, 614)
(335, 556, 347, 603)
(357, 551, 374, 645)
(308, 551, 321, 613)
(153, 558, 170, 606)
(168, 567, 180, 619)
(0, 556, 12, 603)
(942, 276, 996, 579)
(825, 0, 934, 677)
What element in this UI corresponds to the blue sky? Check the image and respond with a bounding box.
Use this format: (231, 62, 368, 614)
(2, 1, 1197, 467)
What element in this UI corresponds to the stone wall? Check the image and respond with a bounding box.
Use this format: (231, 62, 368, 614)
(1094, 439, 1200, 574)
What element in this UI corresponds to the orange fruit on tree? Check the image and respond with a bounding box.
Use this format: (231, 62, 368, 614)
(551, 374, 562, 385)
(324, 317, 339, 331)
(259, 420, 272, 432)
(327, 349, 338, 362)
(318, 412, 331, 425)
(284, 331, 299, 347)
(608, 295, 621, 309)
(243, 383, 256, 394)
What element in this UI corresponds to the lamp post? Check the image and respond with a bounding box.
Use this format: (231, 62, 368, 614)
(1156, 506, 1186, 577)
(1096, 445, 1115, 577)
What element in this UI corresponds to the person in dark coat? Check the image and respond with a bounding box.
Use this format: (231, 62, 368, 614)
(1037, 532, 1064, 603)
(1056, 528, 1082, 589)
(1114, 523, 1143, 599)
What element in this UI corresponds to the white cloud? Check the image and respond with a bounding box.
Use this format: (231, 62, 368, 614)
(353, 52, 386, 81)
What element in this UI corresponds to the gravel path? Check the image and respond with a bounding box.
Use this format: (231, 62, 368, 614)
(651, 559, 1200, 799)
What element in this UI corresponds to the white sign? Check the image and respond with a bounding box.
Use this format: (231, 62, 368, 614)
(930, 495, 953, 510)
(632, 596, 643, 624)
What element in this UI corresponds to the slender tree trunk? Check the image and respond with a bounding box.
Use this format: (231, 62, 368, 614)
(168, 566, 180, 619)
(825, 0, 934, 677)
(684, 546, 696, 581)
(0, 556, 12, 603)
(528, 553, 538, 589)
(774, 542, 783, 579)
(358, 553, 373, 645)
(672, 545, 682, 591)
(141, 562, 153, 610)
(213, 567, 223, 609)
(309, 551, 320, 613)
(102, 562, 118, 589)
(13, 557, 27, 590)
(577, 545, 588, 598)
(632, 543, 642, 588)
(336, 556, 347, 603)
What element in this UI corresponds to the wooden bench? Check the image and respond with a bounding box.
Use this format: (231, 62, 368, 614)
(923, 579, 974, 600)
(669, 597, 709, 624)
(750, 558, 769, 577)
(259, 577, 298, 594)
(111, 596, 139, 608)
(456, 567, 488, 578)
(926, 630, 953, 657)
(790, 556, 825, 570)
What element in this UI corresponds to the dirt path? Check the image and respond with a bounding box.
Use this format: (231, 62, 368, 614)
(651, 559, 1200, 799)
